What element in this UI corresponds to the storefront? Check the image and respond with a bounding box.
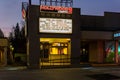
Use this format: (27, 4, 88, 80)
(40, 38, 71, 66)
(113, 32, 120, 63)
(22, 1, 120, 69)
(80, 12, 120, 64)
(81, 31, 113, 63)
(23, 4, 81, 68)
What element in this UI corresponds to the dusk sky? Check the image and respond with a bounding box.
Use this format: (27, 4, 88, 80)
(0, 0, 120, 37)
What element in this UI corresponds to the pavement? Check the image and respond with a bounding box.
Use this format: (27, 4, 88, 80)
(0, 65, 120, 80)
(0, 66, 27, 70)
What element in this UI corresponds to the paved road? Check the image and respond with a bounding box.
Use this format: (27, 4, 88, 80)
(0, 67, 120, 80)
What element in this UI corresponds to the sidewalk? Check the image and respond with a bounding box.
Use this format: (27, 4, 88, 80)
(91, 63, 120, 67)
(0, 63, 120, 70)
(0, 66, 27, 70)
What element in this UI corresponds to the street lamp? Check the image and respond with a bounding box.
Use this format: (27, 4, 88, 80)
(10, 44, 14, 63)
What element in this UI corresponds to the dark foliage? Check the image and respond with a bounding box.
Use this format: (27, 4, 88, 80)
(9, 22, 26, 55)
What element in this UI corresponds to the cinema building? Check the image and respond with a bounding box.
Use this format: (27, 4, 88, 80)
(22, 1, 120, 68)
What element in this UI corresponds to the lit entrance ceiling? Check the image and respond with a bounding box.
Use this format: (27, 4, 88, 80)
(40, 38, 70, 43)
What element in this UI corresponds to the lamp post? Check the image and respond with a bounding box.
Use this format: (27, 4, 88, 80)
(10, 44, 14, 63)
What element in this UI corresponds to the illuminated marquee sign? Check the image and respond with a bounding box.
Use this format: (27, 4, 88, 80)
(39, 18, 72, 33)
(40, 5, 72, 14)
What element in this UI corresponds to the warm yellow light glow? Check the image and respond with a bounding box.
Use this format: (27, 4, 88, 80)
(50, 48, 58, 54)
(0, 51, 3, 62)
(40, 38, 70, 43)
(40, 38, 71, 66)
(52, 43, 60, 46)
(40, 38, 70, 55)
(50, 47, 68, 54)
(63, 48, 67, 54)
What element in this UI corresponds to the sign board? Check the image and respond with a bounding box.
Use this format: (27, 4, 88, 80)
(40, 5, 72, 14)
(39, 18, 72, 33)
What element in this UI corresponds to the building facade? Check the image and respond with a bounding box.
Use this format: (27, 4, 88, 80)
(23, 3, 120, 68)
(0, 29, 8, 67)
(81, 12, 120, 64)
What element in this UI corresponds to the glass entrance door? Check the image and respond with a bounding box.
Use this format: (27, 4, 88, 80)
(40, 42, 50, 62)
(40, 38, 71, 66)
(81, 42, 89, 62)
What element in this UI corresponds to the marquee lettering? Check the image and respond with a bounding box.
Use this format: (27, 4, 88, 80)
(40, 5, 72, 14)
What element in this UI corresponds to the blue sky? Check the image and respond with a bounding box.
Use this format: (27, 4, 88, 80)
(0, 0, 120, 37)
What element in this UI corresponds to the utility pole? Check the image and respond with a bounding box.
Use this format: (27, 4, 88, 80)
(29, 0, 31, 5)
